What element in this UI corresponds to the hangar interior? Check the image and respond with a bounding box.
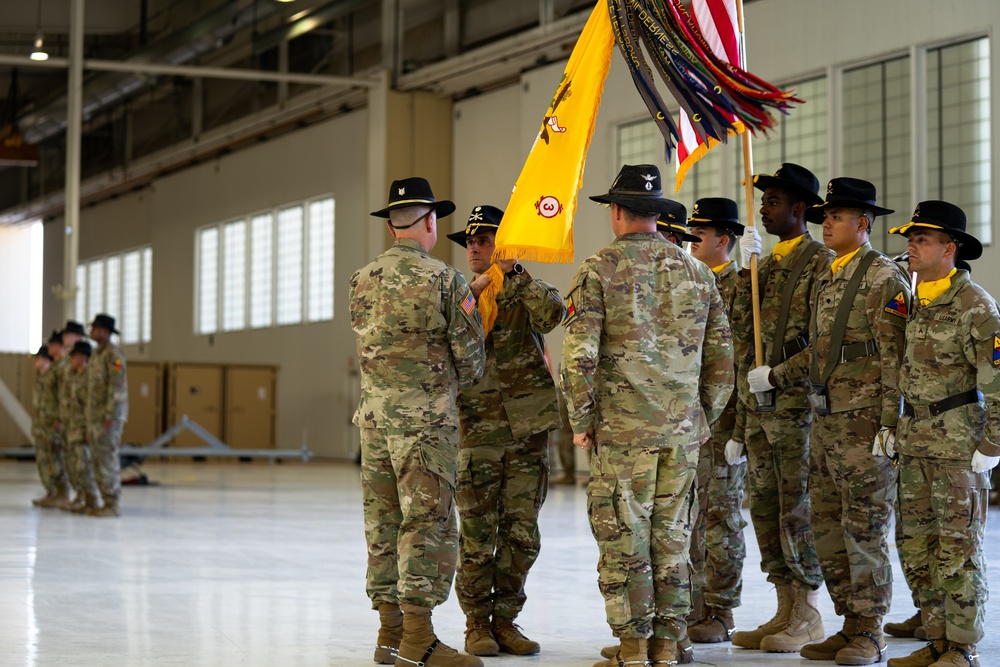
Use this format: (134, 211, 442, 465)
(0, 0, 998, 665)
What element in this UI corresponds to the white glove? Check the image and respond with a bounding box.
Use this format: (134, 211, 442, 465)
(748, 365, 775, 393)
(725, 439, 747, 465)
(740, 225, 763, 266)
(971, 450, 1000, 473)
(871, 427, 896, 458)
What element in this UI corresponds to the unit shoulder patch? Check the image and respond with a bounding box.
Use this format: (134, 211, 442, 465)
(993, 335, 1000, 367)
(884, 291, 908, 318)
(562, 294, 578, 327)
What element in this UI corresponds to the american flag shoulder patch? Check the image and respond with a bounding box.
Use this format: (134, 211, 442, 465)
(461, 290, 476, 316)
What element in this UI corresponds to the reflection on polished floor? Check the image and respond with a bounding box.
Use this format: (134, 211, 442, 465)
(0, 459, 996, 666)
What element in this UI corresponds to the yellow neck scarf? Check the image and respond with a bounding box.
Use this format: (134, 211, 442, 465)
(831, 247, 861, 275)
(771, 233, 805, 263)
(712, 260, 733, 274)
(918, 268, 957, 306)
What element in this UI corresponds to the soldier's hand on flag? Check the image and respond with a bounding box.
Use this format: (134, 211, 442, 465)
(573, 427, 595, 451)
(740, 226, 762, 266)
(871, 427, 896, 459)
(470, 273, 492, 298)
(725, 439, 746, 465)
(748, 365, 775, 393)
(971, 450, 1000, 473)
(497, 258, 517, 273)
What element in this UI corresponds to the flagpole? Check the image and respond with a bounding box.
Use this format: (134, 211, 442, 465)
(735, 0, 765, 369)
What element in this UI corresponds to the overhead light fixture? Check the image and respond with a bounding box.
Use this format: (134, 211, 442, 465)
(30, 1, 48, 61)
(30, 35, 48, 61)
(276, 0, 296, 3)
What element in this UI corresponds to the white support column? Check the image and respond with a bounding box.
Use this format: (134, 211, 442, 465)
(443, 0, 460, 58)
(381, 0, 399, 82)
(278, 40, 289, 105)
(540, 0, 555, 27)
(909, 45, 928, 204)
(828, 65, 843, 181)
(367, 69, 390, 260)
(63, 0, 85, 322)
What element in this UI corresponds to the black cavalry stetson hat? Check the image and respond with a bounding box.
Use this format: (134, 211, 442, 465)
(447, 205, 504, 247)
(590, 164, 681, 216)
(806, 177, 894, 223)
(63, 320, 86, 336)
(688, 197, 745, 236)
(47, 329, 64, 345)
(371, 177, 456, 220)
(90, 313, 120, 334)
(70, 341, 92, 357)
(656, 200, 699, 243)
(34, 345, 52, 361)
(889, 200, 983, 261)
(753, 163, 824, 207)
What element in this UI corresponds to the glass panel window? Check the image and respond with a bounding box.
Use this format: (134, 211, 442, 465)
(307, 198, 335, 322)
(198, 227, 219, 335)
(141, 247, 152, 343)
(75, 264, 87, 323)
(87, 261, 104, 323)
(105, 256, 121, 323)
(222, 220, 247, 331)
(276, 206, 304, 326)
(122, 251, 141, 345)
(250, 213, 274, 328)
(928, 37, 991, 245)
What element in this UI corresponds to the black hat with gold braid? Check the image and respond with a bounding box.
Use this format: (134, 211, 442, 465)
(447, 205, 504, 247)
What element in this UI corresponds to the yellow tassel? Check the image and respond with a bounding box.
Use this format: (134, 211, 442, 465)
(476, 263, 506, 335)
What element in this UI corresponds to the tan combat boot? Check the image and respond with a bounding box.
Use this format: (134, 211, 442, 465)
(800, 616, 858, 660)
(72, 493, 102, 514)
(32, 491, 55, 507)
(688, 608, 736, 643)
(87, 500, 121, 517)
(39, 489, 71, 508)
(594, 638, 649, 667)
(887, 639, 950, 667)
(493, 621, 539, 655)
(374, 604, 403, 664)
(928, 644, 980, 667)
(648, 636, 677, 665)
(731, 582, 793, 649)
(759, 581, 824, 652)
(464, 622, 498, 656)
(834, 615, 886, 665)
(885, 611, 925, 639)
(396, 604, 484, 667)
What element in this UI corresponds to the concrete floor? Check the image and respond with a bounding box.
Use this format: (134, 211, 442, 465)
(0, 459, 996, 667)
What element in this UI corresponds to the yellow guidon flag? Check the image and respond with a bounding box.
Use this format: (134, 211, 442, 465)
(476, 1, 615, 334)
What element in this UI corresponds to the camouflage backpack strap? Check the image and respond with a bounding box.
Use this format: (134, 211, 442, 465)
(769, 239, 824, 367)
(810, 250, 879, 386)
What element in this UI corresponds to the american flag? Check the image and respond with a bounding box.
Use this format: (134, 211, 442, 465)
(461, 290, 476, 316)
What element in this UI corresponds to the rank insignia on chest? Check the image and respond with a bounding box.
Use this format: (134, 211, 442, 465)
(461, 290, 476, 316)
(884, 291, 908, 318)
(562, 296, 578, 326)
(993, 336, 1000, 367)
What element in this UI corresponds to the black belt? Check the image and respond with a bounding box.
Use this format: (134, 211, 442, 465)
(840, 339, 877, 363)
(782, 335, 808, 361)
(903, 388, 983, 419)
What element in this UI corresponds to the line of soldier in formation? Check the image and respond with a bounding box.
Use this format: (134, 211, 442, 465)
(351, 162, 995, 667)
(30, 314, 129, 517)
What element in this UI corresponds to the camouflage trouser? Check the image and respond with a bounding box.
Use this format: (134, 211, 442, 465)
(552, 385, 579, 475)
(689, 436, 747, 619)
(895, 498, 921, 609)
(744, 407, 823, 588)
(361, 426, 459, 610)
(589, 440, 698, 639)
(897, 454, 989, 644)
(64, 435, 100, 501)
(88, 421, 123, 504)
(455, 432, 548, 623)
(810, 406, 895, 618)
(32, 428, 69, 495)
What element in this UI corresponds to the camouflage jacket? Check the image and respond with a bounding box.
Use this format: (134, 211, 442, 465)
(61, 367, 89, 442)
(560, 232, 734, 447)
(86, 342, 129, 426)
(350, 238, 486, 430)
(32, 366, 60, 437)
(732, 232, 833, 441)
(773, 242, 909, 427)
(897, 270, 1000, 460)
(456, 271, 564, 447)
(710, 261, 741, 444)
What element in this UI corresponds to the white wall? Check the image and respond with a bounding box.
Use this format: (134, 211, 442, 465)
(43, 110, 369, 458)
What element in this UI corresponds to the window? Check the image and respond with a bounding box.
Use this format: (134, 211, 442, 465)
(197, 227, 219, 335)
(76, 246, 153, 343)
(222, 220, 247, 331)
(308, 198, 335, 322)
(194, 196, 335, 335)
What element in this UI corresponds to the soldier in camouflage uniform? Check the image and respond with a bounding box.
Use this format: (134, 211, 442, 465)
(31, 344, 70, 507)
(752, 178, 910, 664)
(656, 204, 696, 247)
(729, 164, 831, 652)
(886, 201, 997, 667)
(444, 205, 564, 657)
(683, 198, 748, 645)
(62, 340, 103, 512)
(550, 382, 578, 485)
(351, 177, 486, 667)
(86, 314, 128, 517)
(561, 164, 734, 667)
